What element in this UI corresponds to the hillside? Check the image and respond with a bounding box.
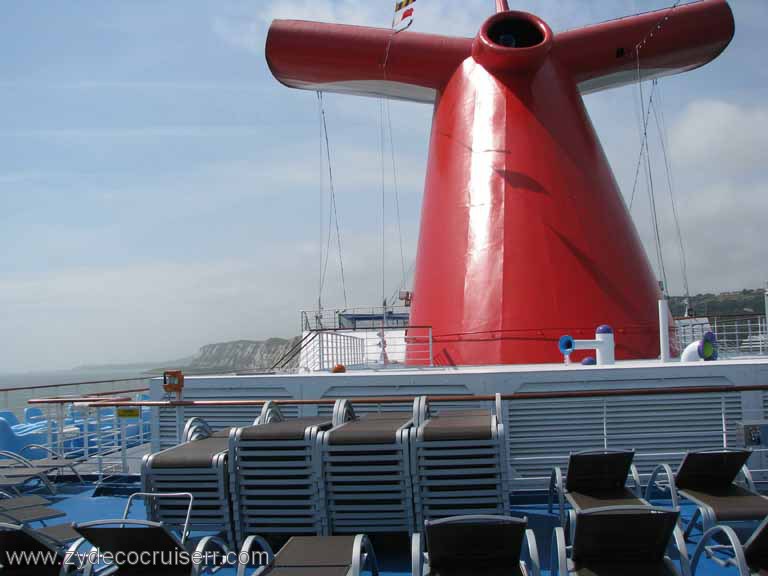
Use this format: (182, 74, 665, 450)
(669, 288, 766, 317)
(181, 337, 300, 373)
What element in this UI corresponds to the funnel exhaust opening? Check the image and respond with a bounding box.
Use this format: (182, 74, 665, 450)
(487, 17, 545, 48)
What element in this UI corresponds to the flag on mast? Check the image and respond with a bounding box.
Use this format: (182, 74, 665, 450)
(393, 0, 415, 32)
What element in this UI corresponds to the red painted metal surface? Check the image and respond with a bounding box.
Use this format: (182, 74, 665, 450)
(266, 1, 734, 366)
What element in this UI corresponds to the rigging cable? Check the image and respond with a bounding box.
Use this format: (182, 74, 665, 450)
(652, 89, 691, 301)
(385, 99, 407, 290)
(632, 0, 683, 293)
(378, 98, 388, 308)
(316, 91, 348, 307)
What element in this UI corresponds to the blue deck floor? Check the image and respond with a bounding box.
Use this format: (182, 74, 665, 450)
(28, 482, 741, 575)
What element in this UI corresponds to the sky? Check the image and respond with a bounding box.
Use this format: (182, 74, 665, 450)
(0, 0, 766, 372)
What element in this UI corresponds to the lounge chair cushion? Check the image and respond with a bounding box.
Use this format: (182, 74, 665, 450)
(273, 535, 356, 568)
(0, 495, 50, 510)
(422, 411, 492, 441)
(0, 528, 64, 576)
(0, 467, 54, 478)
(567, 488, 644, 511)
(328, 413, 411, 445)
(74, 525, 188, 574)
(0, 506, 65, 523)
(573, 562, 678, 575)
(565, 451, 634, 493)
(151, 436, 229, 468)
(240, 417, 332, 441)
(36, 523, 82, 545)
(266, 568, 351, 576)
(680, 485, 768, 521)
(572, 509, 679, 564)
(431, 567, 524, 576)
(675, 450, 750, 491)
(426, 516, 525, 571)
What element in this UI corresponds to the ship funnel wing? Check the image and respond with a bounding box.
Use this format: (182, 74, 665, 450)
(266, 20, 472, 103)
(555, 0, 734, 94)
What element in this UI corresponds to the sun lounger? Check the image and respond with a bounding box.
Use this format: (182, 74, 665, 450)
(412, 514, 540, 576)
(236, 534, 378, 576)
(549, 449, 645, 537)
(0, 494, 51, 509)
(319, 401, 414, 534)
(691, 514, 768, 575)
(229, 402, 342, 543)
(0, 521, 88, 575)
(142, 423, 234, 546)
(73, 492, 229, 575)
(17, 444, 85, 481)
(551, 506, 690, 576)
(0, 465, 57, 495)
(645, 448, 768, 538)
(411, 397, 510, 526)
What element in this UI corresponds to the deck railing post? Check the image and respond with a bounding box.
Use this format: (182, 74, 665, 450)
(721, 396, 728, 448)
(56, 403, 65, 457)
(46, 405, 53, 452)
(602, 400, 608, 450)
(83, 406, 90, 459)
(120, 415, 128, 473)
(96, 407, 103, 480)
(176, 404, 184, 445)
(429, 327, 434, 367)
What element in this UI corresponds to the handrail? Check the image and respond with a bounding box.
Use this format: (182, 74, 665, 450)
(0, 375, 151, 394)
(30, 396, 134, 405)
(63, 382, 768, 408)
(19, 387, 148, 405)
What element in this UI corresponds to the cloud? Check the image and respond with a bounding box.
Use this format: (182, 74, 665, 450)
(670, 100, 768, 173)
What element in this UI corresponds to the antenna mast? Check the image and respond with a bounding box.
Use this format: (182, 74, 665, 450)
(495, 0, 509, 12)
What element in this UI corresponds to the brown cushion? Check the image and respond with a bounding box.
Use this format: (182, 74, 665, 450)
(572, 509, 679, 564)
(37, 524, 82, 545)
(432, 566, 523, 576)
(328, 413, 411, 445)
(0, 506, 65, 523)
(565, 451, 634, 493)
(0, 495, 50, 510)
(422, 411, 492, 441)
(574, 562, 678, 575)
(267, 568, 351, 576)
(274, 536, 355, 567)
(680, 485, 768, 521)
(240, 417, 332, 441)
(151, 436, 229, 468)
(426, 516, 526, 570)
(675, 450, 750, 491)
(568, 488, 644, 511)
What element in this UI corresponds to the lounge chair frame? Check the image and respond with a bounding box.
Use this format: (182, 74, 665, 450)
(0, 521, 90, 575)
(318, 400, 415, 534)
(411, 514, 540, 576)
(75, 491, 228, 575)
(690, 523, 751, 575)
(411, 395, 511, 526)
(548, 448, 645, 540)
(237, 533, 378, 576)
(142, 420, 236, 546)
(645, 448, 763, 538)
(228, 402, 344, 543)
(550, 505, 691, 576)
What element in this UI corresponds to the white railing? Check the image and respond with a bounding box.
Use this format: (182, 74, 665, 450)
(300, 305, 411, 331)
(301, 331, 367, 371)
(13, 393, 152, 483)
(298, 326, 434, 371)
(675, 315, 768, 357)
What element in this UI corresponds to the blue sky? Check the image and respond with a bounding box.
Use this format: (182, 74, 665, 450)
(1, 0, 766, 371)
